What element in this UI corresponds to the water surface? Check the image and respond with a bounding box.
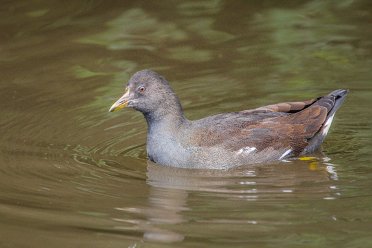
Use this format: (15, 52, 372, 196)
(1, 0, 372, 247)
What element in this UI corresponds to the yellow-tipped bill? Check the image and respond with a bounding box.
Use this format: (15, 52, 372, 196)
(109, 88, 130, 112)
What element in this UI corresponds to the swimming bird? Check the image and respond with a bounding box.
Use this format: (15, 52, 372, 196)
(109, 70, 348, 169)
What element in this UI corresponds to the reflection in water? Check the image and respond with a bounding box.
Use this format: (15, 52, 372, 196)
(141, 157, 340, 243)
(143, 187, 187, 243)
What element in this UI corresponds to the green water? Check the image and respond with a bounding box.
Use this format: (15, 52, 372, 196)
(1, 0, 372, 247)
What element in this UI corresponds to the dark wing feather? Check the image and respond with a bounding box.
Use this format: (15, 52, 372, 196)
(255, 99, 316, 113)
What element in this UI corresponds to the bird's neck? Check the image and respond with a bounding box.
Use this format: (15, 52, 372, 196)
(143, 99, 187, 132)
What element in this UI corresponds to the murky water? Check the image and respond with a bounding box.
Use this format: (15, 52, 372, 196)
(1, 0, 372, 247)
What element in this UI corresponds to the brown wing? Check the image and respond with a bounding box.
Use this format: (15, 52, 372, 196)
(225, 105, 327, 154)
(190, 89, 347, 156)
(190, 98, 326, 155)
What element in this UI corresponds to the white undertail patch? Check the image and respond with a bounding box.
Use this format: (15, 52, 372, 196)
(237, 146, 257, 155)
(279, 149, 292, 160)
(322, 114, 335, 136)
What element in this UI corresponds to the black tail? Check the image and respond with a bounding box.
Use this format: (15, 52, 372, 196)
(326, 89, 349, 116)
(313, 89, 349, 115)
(302, 89, 349, 154)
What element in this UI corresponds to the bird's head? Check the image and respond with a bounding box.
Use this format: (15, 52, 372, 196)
(109, 70, 182, 119)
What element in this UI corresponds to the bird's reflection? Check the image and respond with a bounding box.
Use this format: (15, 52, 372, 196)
(139, 155, 340, 243)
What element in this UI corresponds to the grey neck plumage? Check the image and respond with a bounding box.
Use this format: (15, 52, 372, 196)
(143, 94, 186, 129)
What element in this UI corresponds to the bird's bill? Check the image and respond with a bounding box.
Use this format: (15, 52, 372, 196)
(109, 88, 130, 112)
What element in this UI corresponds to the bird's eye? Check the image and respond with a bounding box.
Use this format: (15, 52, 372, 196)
(138, 86, 146, 93)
